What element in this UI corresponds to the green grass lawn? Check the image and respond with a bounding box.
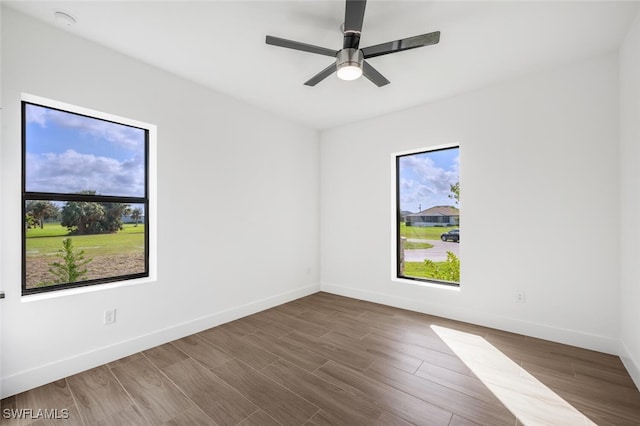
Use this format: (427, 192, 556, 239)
(25, 223, 69, 238)
(403, 241, 434, 250)
(400, 223, 457, 240)
(26, 222, 144, 257)
(404, 261, 445, 278)
(404, 261, 459, 283)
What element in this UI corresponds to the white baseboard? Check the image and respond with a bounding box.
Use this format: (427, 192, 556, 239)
(320, 282, 620, 355)
(1, 283, 320, 398)
(620, 341, 640, 391)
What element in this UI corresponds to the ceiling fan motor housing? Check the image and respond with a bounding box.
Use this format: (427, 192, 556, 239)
(336, 48, 364, 78)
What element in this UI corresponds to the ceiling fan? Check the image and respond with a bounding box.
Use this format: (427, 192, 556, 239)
(265, 0, 440, 87)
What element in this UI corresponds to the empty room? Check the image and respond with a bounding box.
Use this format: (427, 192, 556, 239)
(1, 0, 640, 424)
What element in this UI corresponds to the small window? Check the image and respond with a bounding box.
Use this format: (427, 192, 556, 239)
(396, 146, 460, 286)
(22, 99, 151, 295)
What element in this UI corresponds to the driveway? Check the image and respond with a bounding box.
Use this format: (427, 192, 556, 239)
(404, 238, 459, 262)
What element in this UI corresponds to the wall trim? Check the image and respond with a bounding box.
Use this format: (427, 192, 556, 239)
(1, 283, 320, 398)
(320, 282, 620, 355)
(620, 341, 640, 390)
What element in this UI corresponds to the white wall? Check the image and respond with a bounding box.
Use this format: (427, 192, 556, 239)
(619, 11, 640, 387)
(0, 3, 4, 399)
(0, 7, 320, 398)
(320, 53, 621, 354)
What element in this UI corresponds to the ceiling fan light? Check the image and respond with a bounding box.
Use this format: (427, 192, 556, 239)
(337, 64, 363, 81)
(336, 48, 364, 81)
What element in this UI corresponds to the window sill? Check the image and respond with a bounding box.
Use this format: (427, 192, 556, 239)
(392, 276, 461, 291)
(21, 276, 156, 303)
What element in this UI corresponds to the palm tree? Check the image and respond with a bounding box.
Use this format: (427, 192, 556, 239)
(130, 208, 142, 227)
(26, 200, 58, 229)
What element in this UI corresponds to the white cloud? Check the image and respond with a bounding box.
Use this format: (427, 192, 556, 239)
(399, 154, 458, 211)
(26, 104, 49, 126)
(26, 104, 144, 151)
(26, 150, 144, 197)
(403, 155, 457, 192)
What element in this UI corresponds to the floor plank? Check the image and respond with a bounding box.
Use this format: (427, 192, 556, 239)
(0, 379, 83, 426)
(66, 365, 136, 425)
(314, 360, 454, 425)
(235, 410, 280, 426)
(248, 330, 330, 372)
(159, 405, 216, 426)
(449, 414, 484, 426)
(259, 308, 332, 337)
(324, 330, 424, 373)
(13, 379, 75, 417)
(170, 334, 234, 370)
(211, 359, 319, 425)
(94, 405, 149, 426)
(364, 360, 516, 425)
(372, 411, 414, 426)
(280, 330, 375, 372)
(573, 361, 639, 389)
(261, 358, 382, 424)
(295, 310, 371, 340)
(198, 325, 279, 370)
(241, 313, 295, 338)
(109, 357, 194, 424)
(142, 343, 189, 371)
(415, 361, 507, 403)
(162, 357, 257, 426)
(364, 331, 471, 375)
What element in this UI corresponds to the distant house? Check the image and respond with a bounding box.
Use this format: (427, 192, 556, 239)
(405, 205, 459, 227)
(399, 210, 415, 222)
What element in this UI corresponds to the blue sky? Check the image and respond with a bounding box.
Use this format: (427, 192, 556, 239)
(398, 147, 459, 213)
(25, 103, 145, 197)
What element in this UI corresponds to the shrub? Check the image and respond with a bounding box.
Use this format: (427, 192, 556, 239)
(47, 238, 92, 284)
(423, 251, 460, 282)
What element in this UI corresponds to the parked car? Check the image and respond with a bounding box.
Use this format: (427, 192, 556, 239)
(441, 229, 460, 242)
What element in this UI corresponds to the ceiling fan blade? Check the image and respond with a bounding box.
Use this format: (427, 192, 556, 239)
(344, 0, 367, 33)
(362, 31, 440, 59)
(266, 35, 338, 58)
(362, 61, 390, 87)
(304, 62, 337, 86)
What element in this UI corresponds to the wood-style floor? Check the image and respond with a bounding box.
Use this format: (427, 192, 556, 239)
(2, 292, 639, 425)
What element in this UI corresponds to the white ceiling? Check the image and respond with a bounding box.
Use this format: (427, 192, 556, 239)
(6, 1, 640, 129)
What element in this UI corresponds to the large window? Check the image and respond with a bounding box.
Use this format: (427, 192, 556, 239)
(22, 99, 150, 295)
(396, 145, 460, 286)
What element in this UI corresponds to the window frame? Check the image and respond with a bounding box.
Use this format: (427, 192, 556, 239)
(394, 144, 461, 288)
(21, 97, 152, 296)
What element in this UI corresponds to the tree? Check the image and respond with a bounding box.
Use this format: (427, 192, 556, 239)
(448, 181, 460, 206)
(25, 212, 37, 229)
(130, 208, 142, 227)
(60, 191, 129, 234)
(99, 202, 129, 233)
(26, 200, 59, 229)
(48, 238, 92, 284)
(61, 200, 105, 234)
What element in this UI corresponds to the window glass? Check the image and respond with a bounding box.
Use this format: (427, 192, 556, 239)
(22, 101, 149, 294)
(397, 146, 460, 285)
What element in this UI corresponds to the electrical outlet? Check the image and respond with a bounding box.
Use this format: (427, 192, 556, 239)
(104, 309, 116, 325)
(515, 291, 526, 303)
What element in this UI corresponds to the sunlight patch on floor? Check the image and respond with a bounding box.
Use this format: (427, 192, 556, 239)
(431, 325, 596, 426)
